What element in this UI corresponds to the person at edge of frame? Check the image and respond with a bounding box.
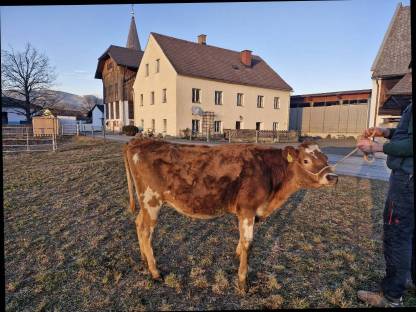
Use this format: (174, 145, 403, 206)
(355, 102, 414, 307)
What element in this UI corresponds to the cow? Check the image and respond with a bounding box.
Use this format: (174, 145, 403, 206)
(123, 138, 338, 292)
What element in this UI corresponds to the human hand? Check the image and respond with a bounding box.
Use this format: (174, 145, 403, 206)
(362, 127, 390, 138)
(356, 139, 384, 153)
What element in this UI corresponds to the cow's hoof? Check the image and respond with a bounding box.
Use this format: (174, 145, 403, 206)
(238, 280, 247, 293)
(151, 271, 162, 281)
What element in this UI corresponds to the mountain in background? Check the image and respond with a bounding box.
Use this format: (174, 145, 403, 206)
(2, 90, 103, 114)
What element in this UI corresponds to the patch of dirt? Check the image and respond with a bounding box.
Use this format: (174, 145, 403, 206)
(3, 137, 415, 310)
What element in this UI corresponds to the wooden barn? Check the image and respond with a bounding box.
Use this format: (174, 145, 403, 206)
(289, 89, 372, 138)
(94, 10, 144, 132)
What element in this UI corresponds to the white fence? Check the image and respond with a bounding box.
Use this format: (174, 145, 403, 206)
(60, 123, 103, 136)
(2, 126, 57, 153)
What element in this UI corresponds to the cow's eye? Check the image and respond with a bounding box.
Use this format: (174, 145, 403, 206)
(303, 159, 309, 164)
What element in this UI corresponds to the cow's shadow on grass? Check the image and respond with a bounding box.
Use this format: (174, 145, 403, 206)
(145, 189, 307, 294)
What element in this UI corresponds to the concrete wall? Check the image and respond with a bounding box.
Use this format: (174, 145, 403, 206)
(176, 76, 291, 136)
(289, 104, 369, 137)
(132, 34, 178, 135)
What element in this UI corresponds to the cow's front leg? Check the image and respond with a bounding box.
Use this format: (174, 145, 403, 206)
(136, 207, 161, 280)
(237, 214, 254, 293)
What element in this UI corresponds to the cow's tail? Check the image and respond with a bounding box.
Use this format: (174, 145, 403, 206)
(123, 144, 136, 213)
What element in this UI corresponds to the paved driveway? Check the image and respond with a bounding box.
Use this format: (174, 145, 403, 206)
(92, 134, 391, 181)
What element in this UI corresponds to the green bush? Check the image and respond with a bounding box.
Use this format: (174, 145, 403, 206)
(122, 125, 139, 136)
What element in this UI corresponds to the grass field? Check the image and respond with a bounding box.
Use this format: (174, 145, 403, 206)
(3, 136, 415, 310)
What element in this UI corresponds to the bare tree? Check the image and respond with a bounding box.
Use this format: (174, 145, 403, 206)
(1, 43, 57, 121)
(81, 95, 102, 113)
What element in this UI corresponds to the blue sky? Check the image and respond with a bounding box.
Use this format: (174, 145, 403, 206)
(0, 0, 410, 96)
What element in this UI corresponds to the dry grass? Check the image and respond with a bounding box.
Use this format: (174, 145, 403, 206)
(3, 136, 416, 310)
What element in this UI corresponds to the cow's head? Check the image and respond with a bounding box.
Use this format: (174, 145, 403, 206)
(283, 142, 338, 188)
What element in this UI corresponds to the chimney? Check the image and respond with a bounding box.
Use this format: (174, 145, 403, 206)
(240, 50, 252, 67)
(198, 34, 206, 45)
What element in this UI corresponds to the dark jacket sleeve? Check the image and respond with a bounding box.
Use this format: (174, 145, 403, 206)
(383, 110, 413, 157)
(383, 138, 413, 157)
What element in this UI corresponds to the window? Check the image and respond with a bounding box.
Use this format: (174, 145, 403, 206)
(235, 121, 241, 130)
(107, 62, 113, 70)
(115, 102, 120, 119)
(156, 59, 160, 73)
(325, 101, 338, 106)
(109, 102, 113, 119)
(237, 93, 244, 106)
(151, 119, 155, 131)
(140, 94, 144, 106)
(141, 119, 144, 129)
(349, 100, 358, 104)
(256, 122, 262, 131)
(150, 91, 155, 105)
(192, 119, 200, 133)
(214, 91, 223, 105)
(192, 88, 201, 103)
(128, 101, 134, 119)
(342, 100, 349, 104)
(145, 63, 149, 76)
(214, 121, 221, 133)
(163, 119, 167, 133)
(313, 102, 326, 107)
(273, 122, 279, 131)
(359, 99, 368, 104)
(274, 97, 280, 109)
(105, 103, 109, 119)
(257, 95, 264, 108)
(114, 83, 118, 99)
(162, 89, 167, 103)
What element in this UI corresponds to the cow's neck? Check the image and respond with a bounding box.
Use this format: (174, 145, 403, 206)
(256, 165, 301, 219)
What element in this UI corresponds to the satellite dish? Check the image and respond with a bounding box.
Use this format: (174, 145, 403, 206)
(192, 106, 204, 116)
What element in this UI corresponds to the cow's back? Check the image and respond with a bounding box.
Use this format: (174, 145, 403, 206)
(126, 139, 286, 217)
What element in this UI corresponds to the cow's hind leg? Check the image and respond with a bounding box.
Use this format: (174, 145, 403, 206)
(136, 206, 161, 280)
(236, 214, 255, 292)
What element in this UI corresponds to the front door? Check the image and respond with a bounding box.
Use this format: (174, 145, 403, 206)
(236, 121, 241, 130)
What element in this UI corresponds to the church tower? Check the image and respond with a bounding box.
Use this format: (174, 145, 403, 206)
(126, 5, 141, 51)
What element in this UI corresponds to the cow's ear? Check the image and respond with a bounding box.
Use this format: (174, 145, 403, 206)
(283, 146, 299, 163)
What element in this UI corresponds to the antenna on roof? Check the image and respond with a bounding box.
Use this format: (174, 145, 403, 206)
(130, 4, 134, 17)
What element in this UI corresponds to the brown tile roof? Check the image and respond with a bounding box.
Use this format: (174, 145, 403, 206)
(371, 4, 411, 78)
(151, 33, 292, 91)
(95, 45, 144, 79)
(387, 72, 412, 95)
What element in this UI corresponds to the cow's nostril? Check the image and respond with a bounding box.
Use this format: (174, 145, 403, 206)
(326, 173, 338, 182)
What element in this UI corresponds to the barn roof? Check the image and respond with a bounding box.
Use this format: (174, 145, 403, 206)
(151, 32, 293, 91)
(387, 72, 412, 95)
(95, 45, 144, 79)
(371, 4, 411, 78)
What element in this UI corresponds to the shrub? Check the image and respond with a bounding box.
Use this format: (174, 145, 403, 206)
(122, 125, 139, 136)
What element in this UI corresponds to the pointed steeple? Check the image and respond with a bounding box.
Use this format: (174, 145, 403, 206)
(126, 5, 141, 51)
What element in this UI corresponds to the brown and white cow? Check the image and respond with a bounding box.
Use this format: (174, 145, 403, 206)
(123, 138, 337, 291)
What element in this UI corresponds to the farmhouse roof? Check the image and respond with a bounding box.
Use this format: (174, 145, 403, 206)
(387, 72, 412, 95)
(151, 32, 293, 91)
(95, 45, 144, 79)
(1, 96, 42, 110)
(371, 3, 411, 78)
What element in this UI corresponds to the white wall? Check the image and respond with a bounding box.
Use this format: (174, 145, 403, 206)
(2, 107, 27, 124)
(92, 106, 104, 126)
(57, 116, 77, 125)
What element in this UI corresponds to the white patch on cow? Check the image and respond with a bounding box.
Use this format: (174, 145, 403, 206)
(242, 218, 253, 246)
(142, 186, 161, 220)
(305, 144, 321, 158)
(133, 153, 140, 164)
(256, 203, 267, 217)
